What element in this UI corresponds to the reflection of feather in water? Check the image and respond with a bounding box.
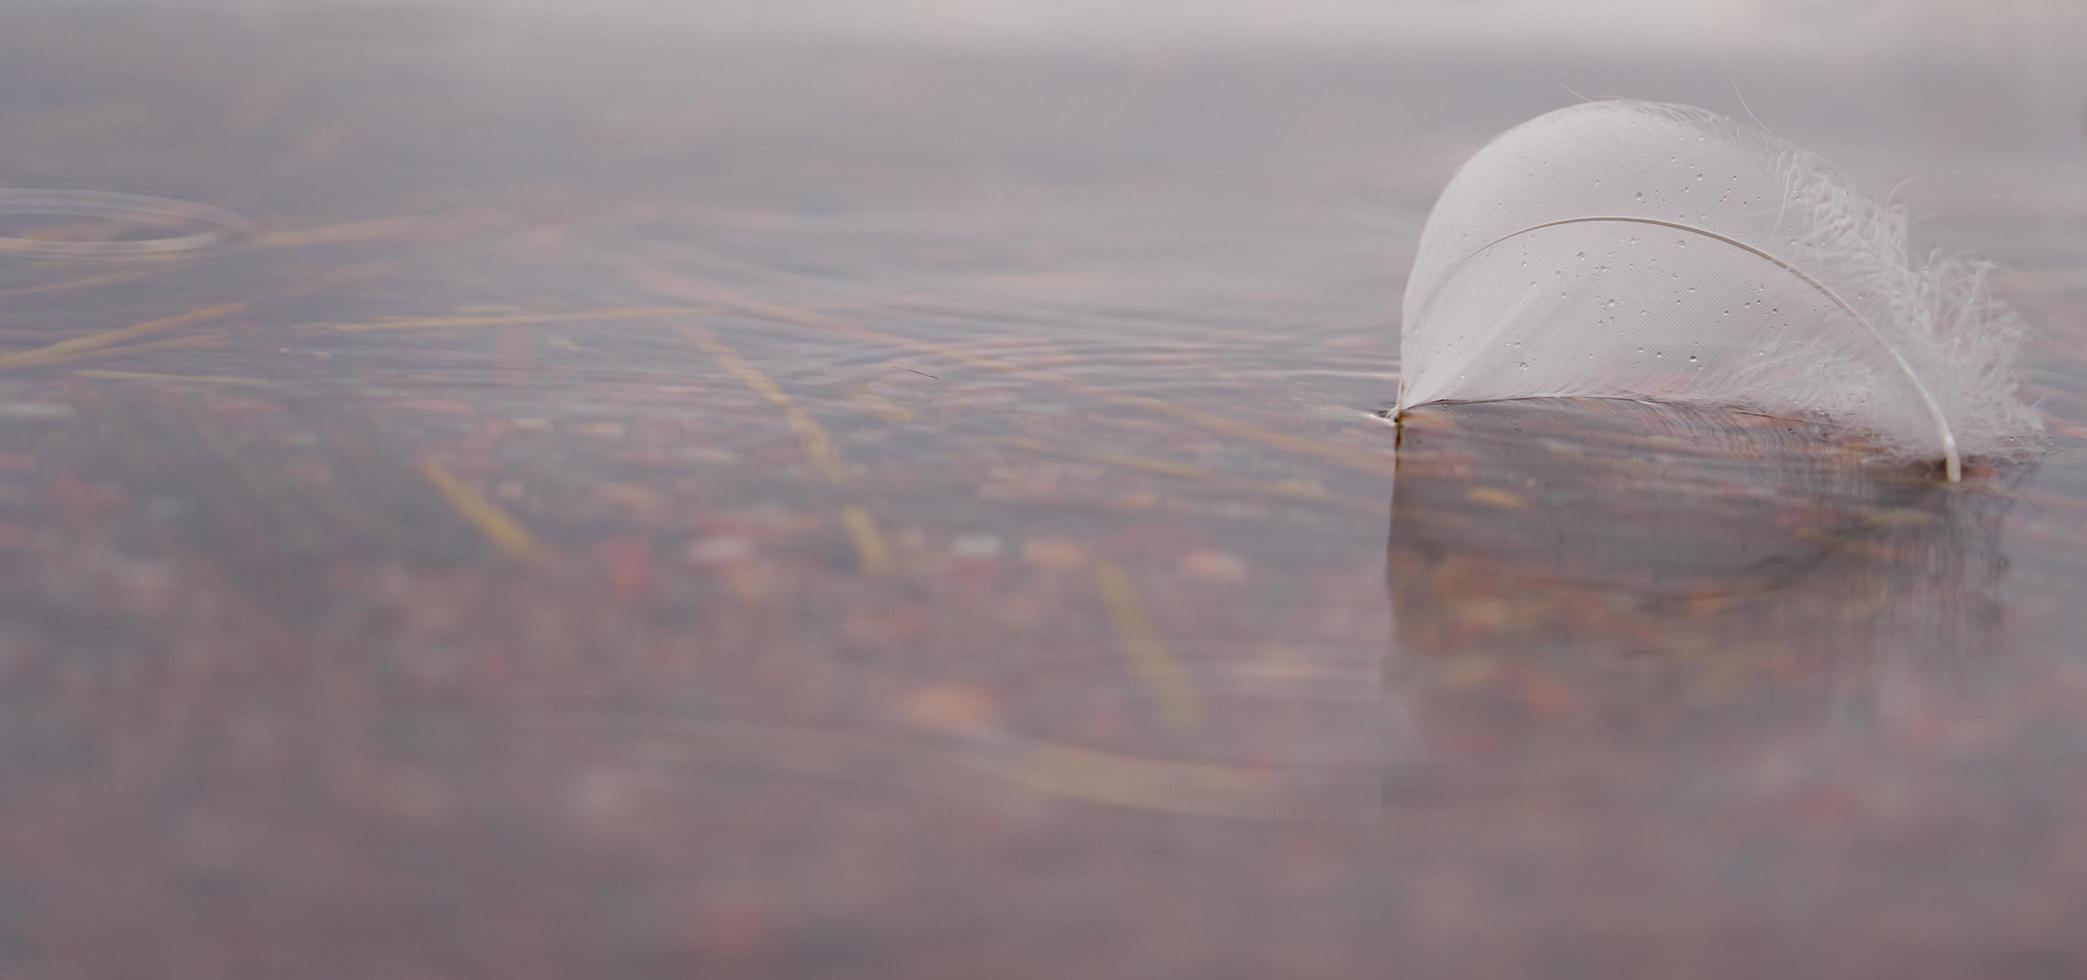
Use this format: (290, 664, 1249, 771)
(1385, 399, 2019, 731)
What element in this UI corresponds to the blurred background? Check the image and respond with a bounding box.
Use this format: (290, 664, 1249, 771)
(1, 1, 2084, 978)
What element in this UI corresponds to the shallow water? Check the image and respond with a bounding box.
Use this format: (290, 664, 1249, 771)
(1, 7, 2085, 977)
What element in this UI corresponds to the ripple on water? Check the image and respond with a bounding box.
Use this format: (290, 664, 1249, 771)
(0, 189, 254, 257)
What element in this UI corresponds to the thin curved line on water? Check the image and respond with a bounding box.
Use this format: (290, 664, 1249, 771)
(0, 189, 255, 258)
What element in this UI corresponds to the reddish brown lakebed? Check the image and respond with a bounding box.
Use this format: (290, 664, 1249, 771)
(1, 6, 2085, 978)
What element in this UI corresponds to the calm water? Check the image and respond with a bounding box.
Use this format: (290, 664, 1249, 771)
(1, 6, 2084, 977)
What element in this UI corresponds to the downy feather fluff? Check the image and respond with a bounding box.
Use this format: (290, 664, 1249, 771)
(1398, 99, 2041, 480)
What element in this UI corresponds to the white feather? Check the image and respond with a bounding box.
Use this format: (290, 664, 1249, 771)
(1398, 100, 2042, 480)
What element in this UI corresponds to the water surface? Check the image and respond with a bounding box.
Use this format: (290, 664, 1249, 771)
(1, 7, 2084, 977)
